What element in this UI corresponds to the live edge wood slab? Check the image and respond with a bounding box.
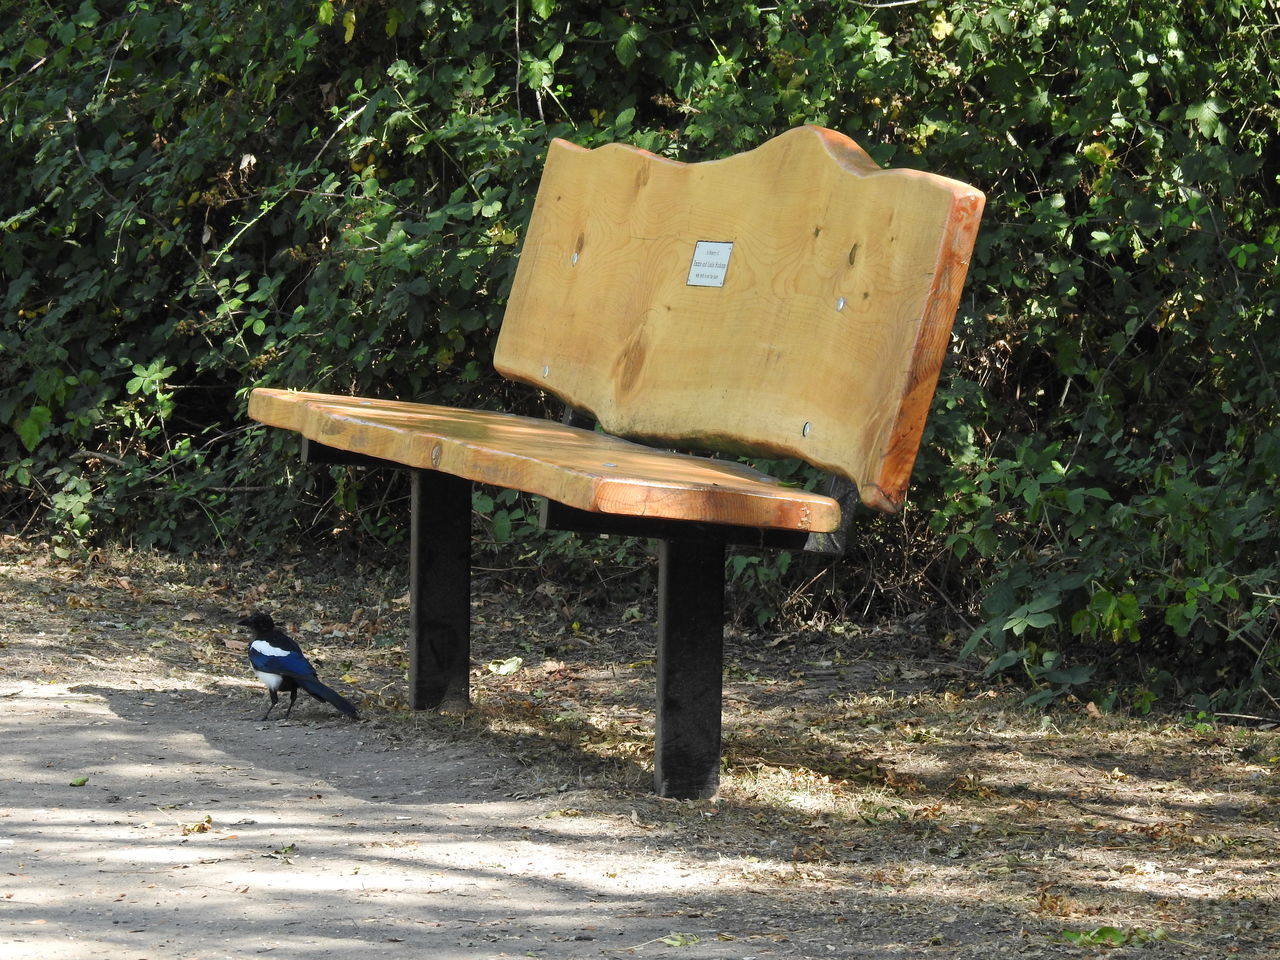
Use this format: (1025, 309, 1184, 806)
(248, 126, 985, 800)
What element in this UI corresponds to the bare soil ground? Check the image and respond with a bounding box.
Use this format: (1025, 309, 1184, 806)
(1, 535, 1276, 959)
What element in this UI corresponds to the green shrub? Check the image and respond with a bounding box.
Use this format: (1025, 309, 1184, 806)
(2, 1, 1276, 705)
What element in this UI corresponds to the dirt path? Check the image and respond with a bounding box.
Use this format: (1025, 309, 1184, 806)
(1, 539, 1277, 958)
(1, 646, 924, 959)
(5, 678, 792, 958)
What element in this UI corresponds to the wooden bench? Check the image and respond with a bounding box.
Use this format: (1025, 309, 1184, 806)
(248, 126, 984, 799)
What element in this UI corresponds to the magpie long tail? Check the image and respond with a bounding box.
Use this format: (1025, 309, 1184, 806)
(297, 675, 360, 719)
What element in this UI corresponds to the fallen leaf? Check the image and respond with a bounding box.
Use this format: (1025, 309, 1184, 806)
(487, 656, 524, 676)
(661, 933, 701, 947)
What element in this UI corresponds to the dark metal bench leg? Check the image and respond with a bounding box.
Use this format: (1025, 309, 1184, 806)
(409, 469, 472, 712)
(654, 538, 725, 800)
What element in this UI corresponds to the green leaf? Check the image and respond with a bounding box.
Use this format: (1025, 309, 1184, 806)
(1081, 142, 1112, 165)
(73, 1, 100, 28)
(1186, 99, 1226, 138)
(1005, 608, 1055, 635)
(491, 511, 512, 542)
(615, 31, 638, 67)
(986, 647, 1030, 675)
(1042, 665, 1093, 686)
(531, 0, 555, 19)
(1022, 688, 1060, 707)
(69, 775, 89, 787)
(16, 406, 52, 452)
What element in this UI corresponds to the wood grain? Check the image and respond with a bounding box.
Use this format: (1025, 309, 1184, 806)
(494, 125, 985, 512)
(248, 389, 841, 532)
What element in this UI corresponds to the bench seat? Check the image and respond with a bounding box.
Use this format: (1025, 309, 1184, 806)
(249, 388, 841, 533)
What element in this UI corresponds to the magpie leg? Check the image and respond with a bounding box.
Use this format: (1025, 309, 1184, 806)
(283, 688, 298, 720)
(261, 689, 279, 721)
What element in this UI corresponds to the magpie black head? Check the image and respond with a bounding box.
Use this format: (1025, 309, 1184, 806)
(238, 611, 276, 633)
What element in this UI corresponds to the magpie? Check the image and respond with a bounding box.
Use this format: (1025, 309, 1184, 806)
(238, 612, 359, 721)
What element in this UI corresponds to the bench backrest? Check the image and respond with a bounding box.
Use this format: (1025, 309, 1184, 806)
(493, 126, 984, 513)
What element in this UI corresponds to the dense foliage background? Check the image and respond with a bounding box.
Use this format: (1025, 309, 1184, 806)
(3, 0, 1277, 709)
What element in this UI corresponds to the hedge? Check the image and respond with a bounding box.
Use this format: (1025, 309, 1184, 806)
(3, 0, 1277, 708)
